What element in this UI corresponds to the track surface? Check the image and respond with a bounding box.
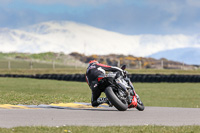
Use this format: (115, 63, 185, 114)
(1, 106, 200, 128)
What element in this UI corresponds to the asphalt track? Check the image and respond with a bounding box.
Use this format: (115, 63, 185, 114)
(0, 103, 200, 128)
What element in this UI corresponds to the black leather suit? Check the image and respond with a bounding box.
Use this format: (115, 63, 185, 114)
(85, 62, 122, 107)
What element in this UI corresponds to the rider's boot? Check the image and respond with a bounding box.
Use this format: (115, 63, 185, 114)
(97, 97, 113, 107)
(97, 97, 108, 104)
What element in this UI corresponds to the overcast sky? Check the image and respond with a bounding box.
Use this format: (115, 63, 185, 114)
(0, 0, 200, 35)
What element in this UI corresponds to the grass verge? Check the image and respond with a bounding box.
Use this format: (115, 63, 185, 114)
(0, 125, 200, 133)
(0, 77, 200, 108)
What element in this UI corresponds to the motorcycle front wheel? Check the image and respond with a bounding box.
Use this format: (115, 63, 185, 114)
(136, 97, 145, 111)
(105, 86, 128, 111)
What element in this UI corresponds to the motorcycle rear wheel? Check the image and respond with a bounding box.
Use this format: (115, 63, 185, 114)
(105, 86, 128, 111)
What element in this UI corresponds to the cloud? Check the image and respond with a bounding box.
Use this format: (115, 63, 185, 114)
(1, 21, 199, 58)
(1, 0, 200, 35)
(146, 0, 184, 26)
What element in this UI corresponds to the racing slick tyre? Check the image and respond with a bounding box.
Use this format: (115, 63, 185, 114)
(105, 86, 128, 111)
(136, 97, 145, 111)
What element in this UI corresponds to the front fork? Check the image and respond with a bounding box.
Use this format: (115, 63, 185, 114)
(127, 79, 138, 108)
(128, 91, 138, 108)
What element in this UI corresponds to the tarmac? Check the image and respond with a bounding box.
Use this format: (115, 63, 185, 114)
(0, 103, 200, 128)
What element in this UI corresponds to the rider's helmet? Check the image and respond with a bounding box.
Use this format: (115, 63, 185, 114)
(89, 60, 99, 64)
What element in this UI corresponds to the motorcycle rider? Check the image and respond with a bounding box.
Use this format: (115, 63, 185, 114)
(85, 60, 137, 107)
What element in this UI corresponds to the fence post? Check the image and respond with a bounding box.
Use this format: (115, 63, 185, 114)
(29, 60, 33, 69)
(138, 61, 142, 69)
(75, 60, 77, 69)
(52, 60, 55, 69)
(182, 62, 185, 70)
(8, 60, 11, 70)
(161, 60, 164, 69)
(118, 59, 120, 67)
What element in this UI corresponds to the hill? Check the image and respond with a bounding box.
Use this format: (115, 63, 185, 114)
(0, 52, 197, 70)
(0, 52, 86, 69)
(0, 21, 199, 60)
(70, 52, 196, 70)
(149, 47, 200, 65)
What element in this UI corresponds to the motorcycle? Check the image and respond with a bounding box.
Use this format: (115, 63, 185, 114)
(100, 65, 145, 111)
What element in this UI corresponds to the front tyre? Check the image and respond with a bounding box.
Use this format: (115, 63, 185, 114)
(136, 96, 145, 111)
(105, 86, 128, 111)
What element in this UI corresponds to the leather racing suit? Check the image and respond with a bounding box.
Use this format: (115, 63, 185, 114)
(85, 62, 123, 107)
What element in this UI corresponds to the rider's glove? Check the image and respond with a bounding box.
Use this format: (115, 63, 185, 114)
(122, 70, 128, 77)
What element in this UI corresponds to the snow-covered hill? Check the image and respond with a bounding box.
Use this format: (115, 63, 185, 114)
(149, 47, 200, 65)
(0, 21, 200, 59)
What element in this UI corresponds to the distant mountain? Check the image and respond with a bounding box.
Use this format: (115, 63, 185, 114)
(0, 21, 200, 59)
(149, 47, 200, 65)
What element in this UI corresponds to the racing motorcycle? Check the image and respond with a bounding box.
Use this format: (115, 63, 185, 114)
(100, 65, 144, 111)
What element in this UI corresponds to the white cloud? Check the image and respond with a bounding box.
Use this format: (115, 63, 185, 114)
(1, 0, 200, 35)
(1, 21, 199, 57)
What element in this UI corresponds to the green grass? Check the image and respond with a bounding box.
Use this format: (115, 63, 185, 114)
(0, 59, 84, 69)
(127, 68, 200, 75)
(0, 77, 200, 108)
(0, 52, 61, 61)
(0, 65, 200, 75)
(0, 58, 86, 74)
(134, 83, 200, 108)
(0, 68, 86, 75)
(0, 52, 87, 71)
(0, 78, 90, 105)
(0, 125, 200, 133)
(1, 68, 200, 75)
(1, 52, 200, 75)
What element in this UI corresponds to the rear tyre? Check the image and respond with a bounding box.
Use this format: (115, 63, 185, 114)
(105, 86, 128, 111)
